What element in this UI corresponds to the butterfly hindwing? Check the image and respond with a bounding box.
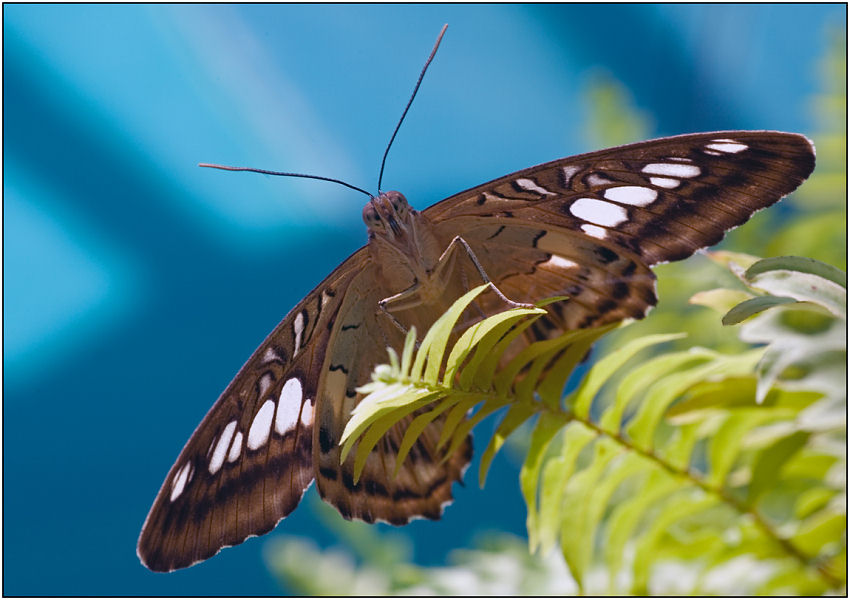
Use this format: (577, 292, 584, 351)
(137, 251, 368, 572)
(313, 270, 472, 525)
(138, 247, 474, 571)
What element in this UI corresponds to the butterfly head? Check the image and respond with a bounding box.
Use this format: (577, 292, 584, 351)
(363, 191, 418, 241)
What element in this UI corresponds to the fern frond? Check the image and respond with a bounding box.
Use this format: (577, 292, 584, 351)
(340, 283, 548, 481)
(343, 258, 845, 594)
(695, 254, 847, 405)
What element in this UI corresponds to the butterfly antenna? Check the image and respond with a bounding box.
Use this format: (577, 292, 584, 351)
(198, 164, 373, 198)
(376, 24, 448, 193)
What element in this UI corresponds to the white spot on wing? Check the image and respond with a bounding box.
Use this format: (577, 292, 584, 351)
(209, 420, 237, 474)
(604, 186, 658, 207)
(228, 431, 242, 462)
(706, 141, 748, 153)
(650, 177, 680, 189)
(300, 400, 314, 426)
(263, 346, 280, 364)
(258, 373, 273, 397)
(582, 224, 607, 239)
(642, 163, 701, 178)
(293, 312, 305, 357)
(561, 165, 581, 185)
(276, 378, 303, 435)
(515, 178, 555, 196)
(544, 255, 579, 270)
(248, 400, 275, 450)
(703, 149, 722, 156)
(570, 198, 628, 227)
(170, 462, 192, 501)
(586, 173, 612, 187)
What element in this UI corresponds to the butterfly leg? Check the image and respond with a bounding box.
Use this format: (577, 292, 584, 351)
(377, 290, 418, 336)
(376, 235, 534, 337)
(435, 236, 534, 310)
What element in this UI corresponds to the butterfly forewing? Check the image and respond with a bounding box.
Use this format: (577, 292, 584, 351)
(427, 131, 816, 265)
(137, 250, 368, 572)
(425, 131, 815, 334)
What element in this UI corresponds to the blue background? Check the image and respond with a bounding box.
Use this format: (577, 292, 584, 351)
(4, 4, 844, 595)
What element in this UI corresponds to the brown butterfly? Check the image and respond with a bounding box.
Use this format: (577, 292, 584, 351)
(137, 29, 816, 573)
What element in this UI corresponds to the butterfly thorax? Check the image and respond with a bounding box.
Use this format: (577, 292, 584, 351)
(362, 191, 444, 293)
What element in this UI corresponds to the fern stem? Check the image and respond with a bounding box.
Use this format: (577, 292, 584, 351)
(562, 410, 842, 589)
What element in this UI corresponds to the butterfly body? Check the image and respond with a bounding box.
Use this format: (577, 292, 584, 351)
(363, 191, 446, 296)
(139, 130, 814, 572)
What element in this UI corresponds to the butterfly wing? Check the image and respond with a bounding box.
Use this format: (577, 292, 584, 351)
(137, 249, 369, 572)
(425, 131, 816, 333)
(312, 273, 472, 525)
(139, 246, 473, 571)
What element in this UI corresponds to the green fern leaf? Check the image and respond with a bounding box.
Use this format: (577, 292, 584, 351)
(569, 332, 686, 419)
(342, 255, 845, 593)
(519, 412, 565, 551)
(537, 422, 597, 554)
(559, 436, 622, 590)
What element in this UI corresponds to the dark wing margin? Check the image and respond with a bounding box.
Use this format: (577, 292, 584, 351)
(137, 250, 367, 572)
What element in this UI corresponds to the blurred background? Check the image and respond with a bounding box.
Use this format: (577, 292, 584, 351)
(4, 4, 845, 595)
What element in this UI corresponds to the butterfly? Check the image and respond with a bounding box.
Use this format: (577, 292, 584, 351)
(137, 127, 815, 572)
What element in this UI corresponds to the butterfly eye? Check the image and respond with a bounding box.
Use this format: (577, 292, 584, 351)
(362, 204, 384, 230)
(387, 191, 409, 217)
